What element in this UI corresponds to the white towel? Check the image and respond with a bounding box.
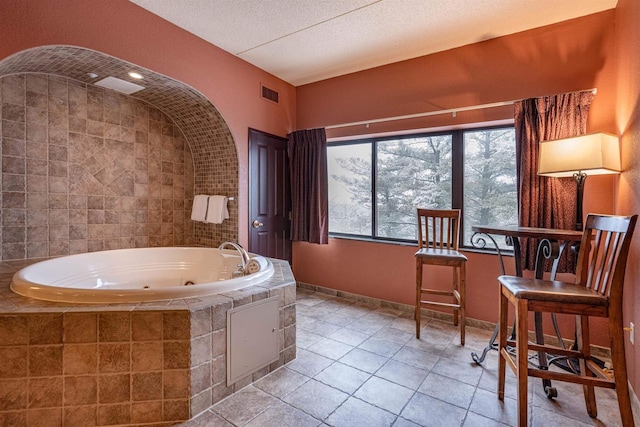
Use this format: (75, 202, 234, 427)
(191, 195, 210, 222)
(205, 195, 229, 224)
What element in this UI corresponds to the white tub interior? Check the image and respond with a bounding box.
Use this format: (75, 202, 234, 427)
(11, 247, 274, 303)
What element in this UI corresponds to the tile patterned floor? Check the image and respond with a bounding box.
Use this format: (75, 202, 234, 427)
(184, 288, 638, 426)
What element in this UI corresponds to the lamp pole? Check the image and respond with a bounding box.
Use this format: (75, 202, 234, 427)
(573, 171, 587, 231)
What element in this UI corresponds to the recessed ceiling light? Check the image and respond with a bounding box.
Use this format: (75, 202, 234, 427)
(128, 72, 143, 79)
(94, 77, 145, 95)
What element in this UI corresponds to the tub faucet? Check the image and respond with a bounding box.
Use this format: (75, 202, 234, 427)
(218, 242, 250, 275)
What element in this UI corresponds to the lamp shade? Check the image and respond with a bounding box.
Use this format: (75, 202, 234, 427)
(538, 132, 621, 177)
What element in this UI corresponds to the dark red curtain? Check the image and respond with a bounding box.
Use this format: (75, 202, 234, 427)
(515, 90, 594, 271)
(288, 128, 328, 244)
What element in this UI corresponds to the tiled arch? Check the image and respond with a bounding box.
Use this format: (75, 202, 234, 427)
(0, 45, 238, 247)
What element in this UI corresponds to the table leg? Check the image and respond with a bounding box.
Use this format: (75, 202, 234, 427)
(470, 232, 515, 365)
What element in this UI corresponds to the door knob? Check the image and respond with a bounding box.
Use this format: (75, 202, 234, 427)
(252, 219, 263, 228)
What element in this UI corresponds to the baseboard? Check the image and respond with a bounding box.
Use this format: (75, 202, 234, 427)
(296, 281, 612, 360)
(632, 383, 640, 422)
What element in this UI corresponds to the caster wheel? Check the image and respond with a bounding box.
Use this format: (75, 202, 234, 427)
(544, 386, 557, 399)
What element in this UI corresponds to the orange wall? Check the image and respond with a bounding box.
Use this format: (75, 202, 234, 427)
(293, 239, 507, 321)
(0, 0, 296, 246)
(615, 0, 640, 399)
(297, 11, 618, 138)
(294, 11, 619, 347)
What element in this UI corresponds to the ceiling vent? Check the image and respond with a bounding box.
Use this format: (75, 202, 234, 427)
(261, 85, 279, 104)
(94, 76, 145, 95)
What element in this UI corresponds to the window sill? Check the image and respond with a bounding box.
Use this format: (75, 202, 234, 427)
(328, 234, 514, 256)
(329, 234, 417, 247)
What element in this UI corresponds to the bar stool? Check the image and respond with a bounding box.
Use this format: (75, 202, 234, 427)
(497, 214, 638, 426)
(415, 208, 467, 345)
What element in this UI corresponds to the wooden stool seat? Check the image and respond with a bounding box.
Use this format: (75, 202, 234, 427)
(499, 276, 609, 307)
(497, 214, 638, 427)
(415, 208, 467, 345)
(415, 248, 468, 263)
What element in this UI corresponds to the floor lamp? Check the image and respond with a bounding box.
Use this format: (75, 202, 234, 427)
(537, 132, 621, 372)
(538, 132, 621, 231)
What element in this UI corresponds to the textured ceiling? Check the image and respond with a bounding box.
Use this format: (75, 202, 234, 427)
(129, 0, 617, 86)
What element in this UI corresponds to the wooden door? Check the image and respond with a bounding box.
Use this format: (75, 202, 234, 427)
(248, 129, 291, 261)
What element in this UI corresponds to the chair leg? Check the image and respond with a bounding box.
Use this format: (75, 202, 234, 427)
(497, 286, 508, 401)
(459, 262, 466, 346)
(415, 259, 422, 339)
(608, 314, 636, 427)
(534, 312, 553, 395)
(516, 299, 529, 427)
(576, 314, 597, 418)
(452, 267, 459, 327)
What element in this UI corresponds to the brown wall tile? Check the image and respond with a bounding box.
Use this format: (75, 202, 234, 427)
(63, 313, 97, 343)
(63, 405, 97, 427)
(163, 312, 190, 340)
(98, 343, 130, 373)
(28, 345, 62, 376)
(97, 402, 130, 426)
(98, 374, 130, 404)
(131, 401, 162, 424)
(28, 377, 63, 408)
(131, 312, 162, 341)
(63, 344, 97, 375)
(162, 370, 189, 399)
(131, 341, 162, 372)
(0, 347, 28, 378)
(27, 407, 62, 427)
(163, 399, 189, 422)
(0, 378, 27, 410)
(0, 315, 28, 345)
(131, 372, 162, 401)
(28, 314, 63, 344)
(98, 313, 130, 342)
(64, 376, 97, 406)
(0, 410, 27, 426)
(163, 341, 190, 370)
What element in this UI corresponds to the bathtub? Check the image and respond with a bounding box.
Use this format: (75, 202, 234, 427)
(10, 247, 274, 303)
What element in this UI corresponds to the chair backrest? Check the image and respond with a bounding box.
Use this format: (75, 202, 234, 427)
(416, 209, 461, 251)
(576, 214, 637, 302)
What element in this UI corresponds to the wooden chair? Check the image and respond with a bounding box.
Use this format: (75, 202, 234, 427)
(497, 214, 638, 427)
(415, 209, 467, 345)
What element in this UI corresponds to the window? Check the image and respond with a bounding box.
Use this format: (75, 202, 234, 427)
(328, 126, 518, 249)
(327, 143, 372, 235)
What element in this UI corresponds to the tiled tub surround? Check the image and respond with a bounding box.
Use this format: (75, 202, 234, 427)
(0, 258, 296, 426)
(0, 46, 240, 249)
(0, 73, 196, 260)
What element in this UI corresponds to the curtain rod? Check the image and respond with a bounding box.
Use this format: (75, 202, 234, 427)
(325, 88, 597, 130)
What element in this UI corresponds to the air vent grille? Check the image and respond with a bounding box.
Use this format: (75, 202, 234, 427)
(261, 85, 279, 104)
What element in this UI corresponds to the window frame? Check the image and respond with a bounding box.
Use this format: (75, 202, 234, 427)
(327, 124, 516, 250)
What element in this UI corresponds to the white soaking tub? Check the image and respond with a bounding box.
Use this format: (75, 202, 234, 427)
(10, 247, 274, 303)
